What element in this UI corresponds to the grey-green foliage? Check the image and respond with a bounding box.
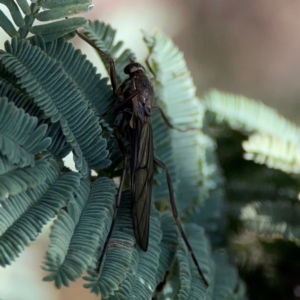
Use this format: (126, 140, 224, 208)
(204, 90, 300, 141)
(240, 201, 300, 245)
(0, 0, 89, 41)
(144, 32, 223, 216)
(0, 96, 51, 173)
(0, 68, 70, 158)
(204, 89, 300, 297)
(205, 91, 300, 175)
(243, 133, 300, 174)
(77, 22, 220, 299)
(0, 7, 246, 299)
(43, 177, 117, 288)
(81, 20, 136, 85)
(211, 252, 246, 300)
(0, 159, 81, 266)
(0, 35, 111, 175)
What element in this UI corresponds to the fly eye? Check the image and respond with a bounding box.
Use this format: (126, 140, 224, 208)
(124, 65, 138, 74)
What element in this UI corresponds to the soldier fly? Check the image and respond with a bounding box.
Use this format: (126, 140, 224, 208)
(76, 30, 209, 288)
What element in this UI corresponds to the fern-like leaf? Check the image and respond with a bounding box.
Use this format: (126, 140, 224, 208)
(129, 206, 162, 300)
(144, 31, 219, 214)
(43, 176, 116, 288)
(161, 224, 211, 299)
(0, 0, 25, 29)
(81, 21, 136, 85)
(204, 90, 300, 141)
(0, 77, 71, 158)
(35, 1, 91, 22)
(83, 190, 135, 297)
(0, 0, 88, 41)
(185, 224, 212, 298)
(0, 97, 51, 173)
(243, 134, 300, 174)
(0, 159, 80, 266)
(0, 37, 110, 175)
(211, 252, 244, 300)
(155, 212, 178, 286)
(41, 36, 114, 117)
(152, 111, 179, 203)
(0, 10, 19, 37)
(240, 200, 300, 245)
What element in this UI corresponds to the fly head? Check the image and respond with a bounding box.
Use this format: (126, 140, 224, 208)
(124, 63, 145, 75)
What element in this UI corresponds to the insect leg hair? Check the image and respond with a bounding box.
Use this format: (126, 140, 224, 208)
(95, 131, 128, 273)
(153, 156, 209, 288)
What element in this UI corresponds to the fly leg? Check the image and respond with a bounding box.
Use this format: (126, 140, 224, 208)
(145, 54, 200, 132)
(152, 106, 201, 132)
(76, 30, 117, 93)
(95, 130, 128, 273)
(153, 156, 209, 288)
(76, 30, 141, 118)
(101, 91, 139, 117)
(146, 54, 156, 81)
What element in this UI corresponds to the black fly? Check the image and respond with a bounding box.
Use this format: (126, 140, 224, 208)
(76, 30, 209, 288)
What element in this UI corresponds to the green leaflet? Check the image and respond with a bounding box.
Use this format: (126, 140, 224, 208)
(0, 160, 48, 199)
(204, 90, 300, 142)
(1, 0, 90, 41)
(143, 31, 203, 130)
(43, 177, 116, 288)
(37, 0, 92, 9)
(109, 244, 139, 300)
(0, 10, 19, 37)
(155, 212, 178, 286)
(81, 21, 136, 85)
(144, 31, 220, 215)
(143, 32, 225, 255)
(152, 109, 179, 206)
(129, 206, 162, 300)
(211, 252, 240, 300)
(40, 36, 114, 118)
(83, 191, 136, 297)
(240, 201, 300, 245)
(35, 5, 91, 22)
(157, 224, 211, 300)
(243, 134, 300, 174)
(83, 193, 178, 300)
(203, 91, 300, 298)
(0, 159, 80, 266)
(0, 14, 255, 298)
(190, 186, 226, 247)
(15, 0, 31, 16)
(0, 154, 15, 175)
(0, 0, 25, 27)
(0, 37, 110, 175)
(0, 78, 70, 158)
(185, 224, 211, 299)
(29, 18, 87, 41)
(0, 97, 51, 173)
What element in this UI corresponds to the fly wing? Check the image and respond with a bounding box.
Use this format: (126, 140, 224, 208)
(130, 116, 153, 251)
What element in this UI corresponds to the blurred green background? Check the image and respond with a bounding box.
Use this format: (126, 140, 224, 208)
(1, 0, 300, 299)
